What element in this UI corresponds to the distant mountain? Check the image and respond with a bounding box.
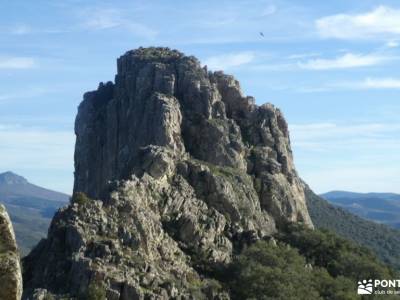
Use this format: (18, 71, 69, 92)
(0, 171, 69, 255)
(306, 186, 400, 270)
(321, 191, 400, 229)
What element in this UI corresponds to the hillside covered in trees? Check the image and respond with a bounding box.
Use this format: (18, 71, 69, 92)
(306, 186, 400, 271)
(219, 223, 398, 299)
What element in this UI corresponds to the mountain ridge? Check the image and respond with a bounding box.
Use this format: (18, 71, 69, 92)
(321, 190, 400, 229)
(307, 186, 400, 270)
(0, 171, 28, 185)
(321, 190, 400, 200)
(0, 171, 70, 203)
(0, 171, 69, 255)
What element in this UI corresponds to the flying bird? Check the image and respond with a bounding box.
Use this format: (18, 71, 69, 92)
(259, 32, 264, 37)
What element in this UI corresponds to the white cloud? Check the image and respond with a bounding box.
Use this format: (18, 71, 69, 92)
(295, 77, 400, 93)
(0, 126, 75, 170)
(261, 5, 277, 16)
(357, 77, 400, 89)
(83, 8, 121, 29)
(298, 53, 389, 70)
(203, 52, 255, 70)
(0, 57, 36, 69)
(287, 52, 320, 60)
(2, 24, 69, 35)
(316, 6, 400, 39)
(333, 77, 400, 90)
(386, 40, 399, 48)
(80, 8, 157, 39)
(0, 87, 58, 103)
(295, 86, 332, 93)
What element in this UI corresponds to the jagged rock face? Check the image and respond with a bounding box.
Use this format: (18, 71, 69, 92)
(0, 204, 22, 300)
(73, 47, 311, 226)
(24, 47, 313, 299)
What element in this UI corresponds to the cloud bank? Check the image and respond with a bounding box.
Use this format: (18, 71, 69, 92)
(316, 6, 400, 39)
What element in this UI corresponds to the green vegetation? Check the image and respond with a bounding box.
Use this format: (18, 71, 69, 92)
(305, 186, 400, 270)
(278, 224, 395, 279)
(191, 158, 243, 178)
(43, 294, 55, 300)
(207, 118, 227, 128)
(228, 241, 326, 300)
(222, 224, 397, 300)
(71, 192, 91, 206)
(253, 177, 262, 194)
(84, 281, 106, 300)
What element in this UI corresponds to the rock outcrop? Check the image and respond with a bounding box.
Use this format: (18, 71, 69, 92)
(23, 47, 313, 299)
(0, 204, 22, 300)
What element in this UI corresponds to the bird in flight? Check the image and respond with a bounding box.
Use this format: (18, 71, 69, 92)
(259, 32, 264, 37)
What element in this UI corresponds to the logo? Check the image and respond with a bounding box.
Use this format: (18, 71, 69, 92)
(358, 279, 373, 295)
(357, 279, 400, 295)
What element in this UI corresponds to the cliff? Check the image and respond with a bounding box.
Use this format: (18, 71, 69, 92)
(23, 47, 313, 299)
(0, 204, 22, 300)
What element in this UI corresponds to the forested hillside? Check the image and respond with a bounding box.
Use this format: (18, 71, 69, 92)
(306, 186, 400, 271)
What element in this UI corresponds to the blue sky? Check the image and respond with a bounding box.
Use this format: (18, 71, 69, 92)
(0, 0, 399, 194)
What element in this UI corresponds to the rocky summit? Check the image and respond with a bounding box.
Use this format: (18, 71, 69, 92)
(0, 204, 23, 300)
(23, 47, 313, 299)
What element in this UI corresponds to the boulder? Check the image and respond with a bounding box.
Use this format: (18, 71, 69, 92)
(0, 204, 22, 300)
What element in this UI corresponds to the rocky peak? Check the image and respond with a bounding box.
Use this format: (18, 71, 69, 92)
(24, 47, 313, 299)
(74, 47, 308, 212)
(0, 205, 22, 300)
(0, 171, 28, 185)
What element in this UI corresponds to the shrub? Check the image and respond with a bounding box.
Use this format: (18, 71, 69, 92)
(228, 241, 321, 300)
(71, 192, 90, 206)
(225, 225, 398, 299)
(43, 294, 55, 300)
(277, 223, 395, 280)
(86, 281, 106, 300)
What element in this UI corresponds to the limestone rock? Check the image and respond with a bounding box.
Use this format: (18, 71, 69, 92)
(0, 204, 22, 300)
(23, 47, 313, 299)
